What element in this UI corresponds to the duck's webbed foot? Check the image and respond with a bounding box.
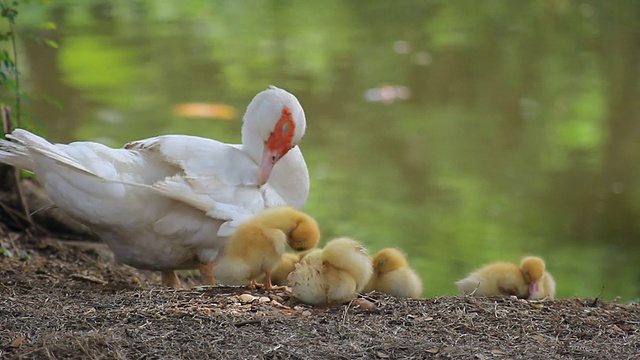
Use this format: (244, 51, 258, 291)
(161, 270, 181, 289)
(199, 262, 216, 285)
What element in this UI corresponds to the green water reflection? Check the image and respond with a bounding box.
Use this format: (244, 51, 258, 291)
(6, 0, 640, 300)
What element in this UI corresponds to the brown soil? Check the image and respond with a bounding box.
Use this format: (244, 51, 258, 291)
(1, 180, 639, 359)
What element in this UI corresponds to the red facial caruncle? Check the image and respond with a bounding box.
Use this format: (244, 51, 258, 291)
(257, 106, 296, 185)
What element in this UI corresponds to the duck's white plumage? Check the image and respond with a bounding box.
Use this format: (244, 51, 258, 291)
(0, 86, 309, 282)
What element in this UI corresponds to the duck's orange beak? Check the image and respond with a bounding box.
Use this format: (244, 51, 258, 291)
(258, 147, 281, 186)
(529, 281, 539, 295)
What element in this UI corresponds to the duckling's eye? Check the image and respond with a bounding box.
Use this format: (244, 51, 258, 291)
(290, 238, 307, 250)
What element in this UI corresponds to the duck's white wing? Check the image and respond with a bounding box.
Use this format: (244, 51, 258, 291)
(127, 135, 287, 236)
(1, 130, 178, 228)
(3, 130, 286, 236)
(126, 135, 256, 183)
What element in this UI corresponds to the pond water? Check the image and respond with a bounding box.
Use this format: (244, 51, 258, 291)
(4, 1, 640, 301)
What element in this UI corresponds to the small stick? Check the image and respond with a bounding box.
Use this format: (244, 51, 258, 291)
(233, 319, 262, 327)
(1, 106, 33, 227)
(590, 285, 605, 307)
(30, 204, 58, 217)
(1, 104, 12, 131)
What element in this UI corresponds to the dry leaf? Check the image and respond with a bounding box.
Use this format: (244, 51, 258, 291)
(269, 294, 284, 302)
(426, 347, 439, 354)
(440, 347, 457, 354)
(530, 302, 544, 310)
(530, 334, 546, 342)
(238, 294, 256, 303)
(270, 300, 291, 310)
(70, 273, 107, 285)
(352, 298, 376, 309)
(10, 335, 26, 348)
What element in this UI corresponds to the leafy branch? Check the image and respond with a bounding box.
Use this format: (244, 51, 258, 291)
(0, 0, 21, 128)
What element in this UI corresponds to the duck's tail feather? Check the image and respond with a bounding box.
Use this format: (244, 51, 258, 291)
(0, 136, 34, 171)
(9, 129, 94, 174)
(1, 129, 98, 178)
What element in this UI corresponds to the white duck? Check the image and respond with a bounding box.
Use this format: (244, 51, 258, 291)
(0, 86, 309, 288)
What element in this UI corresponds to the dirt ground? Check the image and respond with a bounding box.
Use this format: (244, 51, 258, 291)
(0, 180, 639, 359)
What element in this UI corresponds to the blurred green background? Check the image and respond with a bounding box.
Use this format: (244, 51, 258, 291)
(2, 0, 639, 301)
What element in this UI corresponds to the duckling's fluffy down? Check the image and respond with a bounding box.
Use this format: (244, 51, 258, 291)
(455, 261, 528, 297)
(289, 237, 373, 305)
(366, 267, 422, 298)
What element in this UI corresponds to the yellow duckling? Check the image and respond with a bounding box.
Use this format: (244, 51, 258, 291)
(455, 261, 529, 297)
(213, 206, 320, 290)
(269, 252, 302, 286)
(259, 249, 318, 286)
(520, 256, 556, 300)
(289, 237, 373, 305)
(364, 248, 422, 298)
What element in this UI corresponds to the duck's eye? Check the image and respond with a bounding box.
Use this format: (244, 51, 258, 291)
(281, 122, 289, 133)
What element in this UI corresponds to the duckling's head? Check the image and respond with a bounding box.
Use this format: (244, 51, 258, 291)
(372, 248, 408, 274)
(287, 215, 320, 251)
(296, 249, 314, 261)
(520, 256, 546, 294)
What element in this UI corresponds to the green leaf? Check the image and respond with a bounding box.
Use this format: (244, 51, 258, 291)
(5, 79, 17, 92)
(43, 39, 58, 48)
(17, 250, 32, 260)
(1, 7, 18, 23)
(20, 94, 31, 106)
(0, 246, 13, 258)
(40, 21, 56, 30)
(40, 94, 63, 110)
(3, 58, 16, 67)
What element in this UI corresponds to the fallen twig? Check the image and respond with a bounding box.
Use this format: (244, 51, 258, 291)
(1, 106, 33, 227)
(233, 319, 262, 327)
(70, 273, 108, 285)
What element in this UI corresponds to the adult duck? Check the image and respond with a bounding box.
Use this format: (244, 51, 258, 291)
(0, 86, 309, 287)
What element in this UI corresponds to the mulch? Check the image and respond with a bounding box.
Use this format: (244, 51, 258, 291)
(1, 229, 638, 359)
(0, 177, 638, 359)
